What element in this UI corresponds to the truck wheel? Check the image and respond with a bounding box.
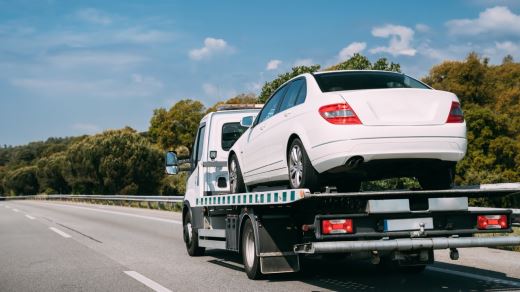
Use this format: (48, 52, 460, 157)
(183, 211, 205, 256)
(288, 139, 320, 192)
(241, 219, 262, 279)
(229, 155, 246, 193)
(418, 166, 454, 190)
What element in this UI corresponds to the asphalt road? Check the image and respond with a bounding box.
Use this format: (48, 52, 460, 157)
(1, 201, 520, 292)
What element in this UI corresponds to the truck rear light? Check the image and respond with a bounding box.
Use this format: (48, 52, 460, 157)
(321, 219, 353, 234)
(446, 101, 464, 123)
(477, 215, 508, 230)
(319, 103, 362, 125)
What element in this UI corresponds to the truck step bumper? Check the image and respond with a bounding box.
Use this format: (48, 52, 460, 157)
(293, 236, 520, 254)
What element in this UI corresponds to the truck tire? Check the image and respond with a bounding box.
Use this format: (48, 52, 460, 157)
(288, 139, 320, 192)
(183, 211, 205, 256)
(229, 155, 246, 193)
(418, 166, 454, 190)
(241, 219, 262, 279)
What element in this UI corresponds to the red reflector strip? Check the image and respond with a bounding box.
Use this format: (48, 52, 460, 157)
(477, 215, 508, 230)
(322, 219, 353, 234)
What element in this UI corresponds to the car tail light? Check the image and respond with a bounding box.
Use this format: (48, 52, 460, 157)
(322, 219, 354, 234)
(477, 215, 508, 230)
(319, 103, 362, 125)
(446, 101, 464, 123)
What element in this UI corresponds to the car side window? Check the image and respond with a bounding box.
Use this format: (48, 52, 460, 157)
(255, 85, 287, 125)
(294, 79, 307, 106)
(278, 79, 304, 113)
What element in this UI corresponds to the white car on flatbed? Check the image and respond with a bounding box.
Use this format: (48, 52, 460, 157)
(164, 106, 519, 280)
(228, 70, 467, 193)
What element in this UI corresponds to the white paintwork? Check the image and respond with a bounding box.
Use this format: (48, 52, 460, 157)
(230, 70, 467, 186)
(124, 271, 173, 292)
(49, 227, 71, 238)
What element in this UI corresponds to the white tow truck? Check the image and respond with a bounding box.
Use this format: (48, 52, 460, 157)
(165, 106, 520, 279)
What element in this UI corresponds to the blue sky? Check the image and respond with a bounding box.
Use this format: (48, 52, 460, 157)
(1, 0, 519, 145)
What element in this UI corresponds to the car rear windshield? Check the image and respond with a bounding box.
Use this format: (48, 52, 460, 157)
(314, 71, 430, 92)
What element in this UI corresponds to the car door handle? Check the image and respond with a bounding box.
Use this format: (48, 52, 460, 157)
(259, 125, 265, 130)
(284, 111, 292, 117)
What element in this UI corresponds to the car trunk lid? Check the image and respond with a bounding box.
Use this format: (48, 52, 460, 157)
(337, 88, 455, 126)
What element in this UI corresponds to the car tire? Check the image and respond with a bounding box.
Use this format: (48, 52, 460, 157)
(336, 180, 361, 192)
(288, 138, 320, 192)
(183, 211, 205, 257)
(242, 218, 262, 280)
(229, 155, 246, 194)
(418, 166, 454, 190)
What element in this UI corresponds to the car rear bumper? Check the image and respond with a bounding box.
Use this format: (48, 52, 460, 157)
(310, 137, 467, 173)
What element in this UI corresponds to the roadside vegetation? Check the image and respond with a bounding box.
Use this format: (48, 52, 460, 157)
(0, 53, 518, 208)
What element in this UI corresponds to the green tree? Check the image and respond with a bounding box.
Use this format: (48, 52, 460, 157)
(36, 153, 70, 194)
(258, 65, 321, 103)
(325, 53, 401, 72)
(3, 166, 39, 196)
(422, 52, 492, 105)
(64, 128, 164, 195)
(149, 99, 205, 150)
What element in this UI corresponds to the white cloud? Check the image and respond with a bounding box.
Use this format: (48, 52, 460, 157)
(370, 24, 416, 56)
(189, 37, 234, 60)
(293, 58, 314, 67)
(76, 8, 112, 25)
(202, 83, 219, 96)
(337, 42, 367, 61)
(483, 41, 520, 61)
(71, 123, 101, 134)
(446, 6, 520, 36)
(415, 24, 430, 33)
(266, 59, 282, 70)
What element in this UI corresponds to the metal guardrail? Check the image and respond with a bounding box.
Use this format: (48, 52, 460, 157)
(0, 194, 183, 203)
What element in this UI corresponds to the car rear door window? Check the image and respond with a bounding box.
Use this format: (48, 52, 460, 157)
(278, 79, 304, 113)
(294, 79, 307, 106)
(255, 85, 287, 125)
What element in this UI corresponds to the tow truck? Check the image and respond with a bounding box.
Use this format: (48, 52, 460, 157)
(165, 106, 520, 279)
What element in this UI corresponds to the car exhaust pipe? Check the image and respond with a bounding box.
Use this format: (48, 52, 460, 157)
(346, 156, 364, 168)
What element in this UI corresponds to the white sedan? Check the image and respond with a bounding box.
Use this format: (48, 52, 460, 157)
(228, 70, 466, 193)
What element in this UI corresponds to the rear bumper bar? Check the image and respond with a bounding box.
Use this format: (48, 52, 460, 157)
(293, 236, 520, 254)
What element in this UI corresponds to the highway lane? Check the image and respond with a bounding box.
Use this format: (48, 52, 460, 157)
(1, 201, 520, 292)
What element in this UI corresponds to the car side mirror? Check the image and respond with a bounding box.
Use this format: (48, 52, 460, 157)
(165, 151, 179, 175)
(240, 116, 254, 128)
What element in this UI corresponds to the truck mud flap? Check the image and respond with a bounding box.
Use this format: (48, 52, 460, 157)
(256, 215, 300, 274)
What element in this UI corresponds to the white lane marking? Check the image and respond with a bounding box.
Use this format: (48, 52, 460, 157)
(12, 208, 20, 212)
(49, 227, 72, 238)
(427, 266, 520, 288)
(25, 214, 36, 220)
(32, 202, 182, 225)
(5, 205, 10, 208)
(124, 271, 172, 292)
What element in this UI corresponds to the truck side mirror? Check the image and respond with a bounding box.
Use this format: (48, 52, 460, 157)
(165, 151, 179, 175)
(240, 116, 254, 128)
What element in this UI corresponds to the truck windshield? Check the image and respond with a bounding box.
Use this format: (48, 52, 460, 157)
(222, 122, 247, 151)
(314, 71, 430, 92)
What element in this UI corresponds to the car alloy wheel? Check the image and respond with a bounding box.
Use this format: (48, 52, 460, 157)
(289, 144, 304, 187)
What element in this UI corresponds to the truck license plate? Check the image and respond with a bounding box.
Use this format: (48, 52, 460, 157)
(384, 217, 433, 232)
